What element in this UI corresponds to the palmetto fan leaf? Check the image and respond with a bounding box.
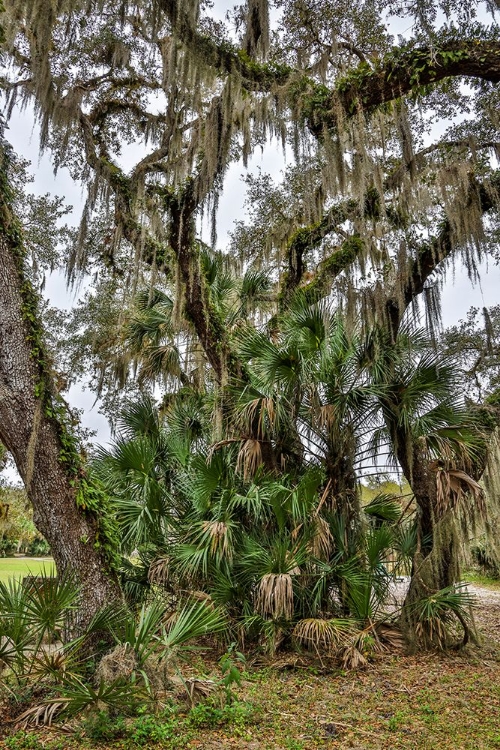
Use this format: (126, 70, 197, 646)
(238, 268, 273, 314)
(135, 288, 173, 313)
(364, 493, 402, 524)
(282, 298, 330, 354)
(115, 393, 161, 440)
(412, 585, 476, 648)
(126, 306, 174, 351)
(94, 433, 171, 551)
(237, 328, 303, 390)
(160, 601, 227, 649)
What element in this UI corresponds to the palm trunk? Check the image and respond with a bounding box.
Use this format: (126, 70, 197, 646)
(398, 444, 461, 644)
(0, 142, 121, 628)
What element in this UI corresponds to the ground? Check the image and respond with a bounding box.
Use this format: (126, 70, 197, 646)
(1, 576, 499, 750)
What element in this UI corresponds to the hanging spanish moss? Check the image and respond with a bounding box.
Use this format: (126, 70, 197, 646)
(243, 0, 270, 60)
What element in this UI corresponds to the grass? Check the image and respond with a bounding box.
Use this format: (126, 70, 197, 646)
(0, 557, 55, 584)
(463, 570, 500, 591)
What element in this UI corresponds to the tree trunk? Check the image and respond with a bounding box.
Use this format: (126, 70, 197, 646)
(398, 444, 462, 646)
(0, 141, 121, 628)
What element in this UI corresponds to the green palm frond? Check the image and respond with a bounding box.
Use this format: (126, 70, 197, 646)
(115, 393, 161, 441)
(364, 493, 402, 524)
(160, 601, 227, 650)
(412, 585, 476, 648)
(135, 288, 173, 312)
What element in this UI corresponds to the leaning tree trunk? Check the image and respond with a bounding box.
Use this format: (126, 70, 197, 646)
(0, 141, 121, 627)
(398, 444, 465, 647)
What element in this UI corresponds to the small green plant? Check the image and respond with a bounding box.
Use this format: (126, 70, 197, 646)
(131, 714, 178, 744)
(219, 642, 246, 704)
(284, 740, 306, 750)
(80, 710, 127, 741)
(388, 710, 407, 731)
(188, 699, 254, 729)
(4, 732, 44, 750)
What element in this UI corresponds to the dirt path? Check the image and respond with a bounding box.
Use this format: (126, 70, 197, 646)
(469, 583, 500, 643)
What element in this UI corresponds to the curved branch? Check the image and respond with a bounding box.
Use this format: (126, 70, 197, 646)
(278, 200, 359, 309)
(159, 0, 291, 91)
(78, 112, 170, 270)
(387, 139, 500, 189)
(306, 39, 500, 135)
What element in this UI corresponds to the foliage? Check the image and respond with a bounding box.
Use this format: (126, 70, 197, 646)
(0, 571, 227, 727)
(411, 584, 476, 649)
(0, 485, 49, 557)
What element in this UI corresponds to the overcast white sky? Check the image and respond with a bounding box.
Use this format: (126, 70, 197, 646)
(3, 0, 500, 458)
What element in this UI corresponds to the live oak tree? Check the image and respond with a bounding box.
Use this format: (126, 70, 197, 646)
(0, 140, 121, 625)
(1, 0, 500, 633)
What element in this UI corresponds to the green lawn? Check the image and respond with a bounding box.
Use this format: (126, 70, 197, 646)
(0, 556, 55, 584)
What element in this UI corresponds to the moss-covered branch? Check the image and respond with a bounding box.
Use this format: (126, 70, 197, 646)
(159, 0, 292, 91)
(306, 40, 500, 135)
(278, 200, 365, 309)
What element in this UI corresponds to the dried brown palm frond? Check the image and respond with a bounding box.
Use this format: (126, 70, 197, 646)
(318, 404, 336, 429)
(206, 438, 242, 461)
(15, 700, 67, 729)
(374, 622, 405, 651)
(308, 515, 334, 560)
(255, 573, 294, 620)
(292, 618, 354, 653)
(240, 396, 276, 439)
(415, 615, 447, 649)
(341, 644, 368, 670)
(201, 520, 232, 557)
(148, 557, 171, 586)
(236, 438, 263, 480)
(178, 676, 218, 706)
(355, 628, 387, 656)
(435, 467, 485, 518)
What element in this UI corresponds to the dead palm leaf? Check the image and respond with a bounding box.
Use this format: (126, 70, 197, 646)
(341, 645, 368, 670)
(236, 438, 263, 480)
(292, 618, 354, 653)
(255, 573, 294, 620)
(435, 466, 485, 517)
(148, 557, 171, 586)
(201, 520, 232, 557)
(374, 622, 405, 650)
(15, 700, 67, 728)
(308, 516, 334, 560)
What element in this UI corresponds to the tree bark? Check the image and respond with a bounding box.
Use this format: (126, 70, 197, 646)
(0, 141, 121, 628)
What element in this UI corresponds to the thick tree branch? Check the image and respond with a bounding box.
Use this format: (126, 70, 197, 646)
(308, 40, 500, 134)
(166, 183, 241, 384)
(78, 111, 170, 271)
(278, 200, 360, 309)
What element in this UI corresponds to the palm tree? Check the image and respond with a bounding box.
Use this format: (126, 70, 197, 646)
(363, 326, 486, 643)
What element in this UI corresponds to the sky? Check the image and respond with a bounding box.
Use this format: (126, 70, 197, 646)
(3, 0, 500, 470)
